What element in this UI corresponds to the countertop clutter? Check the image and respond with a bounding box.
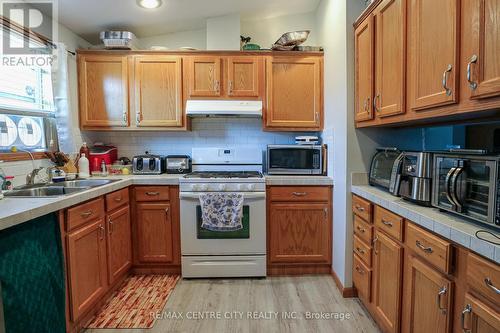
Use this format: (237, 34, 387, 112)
(0, 174, 333, 231)
(352, 184, 500, 264)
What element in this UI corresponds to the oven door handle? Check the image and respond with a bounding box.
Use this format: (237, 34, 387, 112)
(450, 167, 464, 213)
(179, 192, 266, 200)
(445, 167, 458, 209)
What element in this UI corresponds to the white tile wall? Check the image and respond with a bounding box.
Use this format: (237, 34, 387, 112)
(82, 118, 314, 159)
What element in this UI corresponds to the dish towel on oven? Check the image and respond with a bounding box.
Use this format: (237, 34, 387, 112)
(199, 192, 244, 231)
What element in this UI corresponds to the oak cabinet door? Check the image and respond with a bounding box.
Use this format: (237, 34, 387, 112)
(373, 230, 403, 333)
(408, 0, 459, 111)
(355, 16, 374, 122)
(269, 203, 330, 264)
(402, 255, 453, 333)
(374, 0, 405, 117)
(265, 57, 322, 130)
(67, 219, 108, 320)
(106, 205, 132, 285)
(78, 55, 129, 128)
(133, 56, 183, 127)
(467, 0, 500, 99)
(461, 293, 500, 333)
(136, 202, 175, 263)
(186, 56, 222, 97)
(226, 56, 261, 97)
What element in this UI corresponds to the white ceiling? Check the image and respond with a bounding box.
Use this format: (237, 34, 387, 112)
(55, 0, 320, 43)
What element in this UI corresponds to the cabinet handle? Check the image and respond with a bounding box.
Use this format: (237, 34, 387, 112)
(80, 210, 93, 218)
(292, 192, 307, 196)
(355, 204, 365, 212)
(214, 80, 220, 93)
(122, 112, 128, 125)
(108, 217, 113, 234)
(442, 64, 453, 96)
(355, 265, 365, 275)
(467, 55, 478, 90)
(372, 236, 379, 254)
(355, 247, 366, 255)
(99, 224, 105, 240)
(356, 226, 366, 233)
(229, 81, 233, 94)
(415, 240, 433, 254)
(381, 219, 393, 227)
(315, 112, 320, 124)
(136, 112, 141, 125)
(146, 191, 160, 196)
(373, 94, 380, 113)
(436, 286, 448, 314)
(484, 278, 500, 294)
(324, 207, 328, 220)
(114, 197, 122, 202)
(461, 304, 472, 332)
(363, 97, 370, 112)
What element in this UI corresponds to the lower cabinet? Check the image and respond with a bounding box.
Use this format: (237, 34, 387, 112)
(267, 186, 332, 274)
(372, 230, 403, 333)
(67, 218, 108, 320)
(461, 293, 500, 333)
(106, 205, 132, 285)
(402, 255, 453, 333)
(135, 202, 174, 263)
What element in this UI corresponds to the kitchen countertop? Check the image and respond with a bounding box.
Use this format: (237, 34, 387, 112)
(0, 174, 333, 231)
(352, 184, 500, 264)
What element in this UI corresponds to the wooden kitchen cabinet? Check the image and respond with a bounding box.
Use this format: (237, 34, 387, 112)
(226, 56, 262, 97)
(132, 55, 184, 127)
(106, 205, 132, 285)
(402, 255, 453, 333)
(78, 54, 129, 128)
(407, 0, 459, 111)
(461, 293, 500, 333)
(268, 203, 331, 264)
(185, 56, 223, 98)
(67, 218, 108, 320)
(372, 229, 403, 333)
(354, 16, 374, 122)
(136, 202, 175, 263)
(265, 56, 323, 131)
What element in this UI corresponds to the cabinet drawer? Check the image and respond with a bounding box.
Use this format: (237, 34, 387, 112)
(353, 255, 371, 301)
(269, 186, 330, 202)
(67, 198, 105, 231)
(374, 206, 403, 241)
(354, 214, 373, 244)
(135, 186, 170, 202)
(353, 234, 372, 267)
(467, 253, 500, 305)
(352, 195, 372, 222)
(106, 188, 129, 212)
(406, 222, 452, 274)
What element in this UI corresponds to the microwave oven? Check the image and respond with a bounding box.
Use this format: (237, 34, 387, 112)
(432, 153, 500, 229)
(266, 145, 323, 175)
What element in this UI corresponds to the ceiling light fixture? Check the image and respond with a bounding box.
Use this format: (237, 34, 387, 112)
(136, 0, 162, 9)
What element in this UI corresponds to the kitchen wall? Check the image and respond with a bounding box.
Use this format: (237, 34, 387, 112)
(139, 29, 207, 50)
(82, 118, 310, 159)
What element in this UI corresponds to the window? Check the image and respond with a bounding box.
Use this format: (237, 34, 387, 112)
(0, 26, 57, 153)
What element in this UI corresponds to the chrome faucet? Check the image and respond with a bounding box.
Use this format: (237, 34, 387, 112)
(26, 167, 44, 185)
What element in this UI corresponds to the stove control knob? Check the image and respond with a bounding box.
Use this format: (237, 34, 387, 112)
(248, 184, 255, 191)
(200, 184, 208, 191)
(219, 184, 226, 190)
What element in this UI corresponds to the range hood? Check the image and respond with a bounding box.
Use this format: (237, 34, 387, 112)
(186, 100, 262, 118)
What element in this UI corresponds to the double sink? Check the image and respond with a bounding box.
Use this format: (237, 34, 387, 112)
(4, 179, 119, 198)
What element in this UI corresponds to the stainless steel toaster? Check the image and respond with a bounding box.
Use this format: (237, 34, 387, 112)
(166, 155, 192, 174)
(132, 154, 166, 175)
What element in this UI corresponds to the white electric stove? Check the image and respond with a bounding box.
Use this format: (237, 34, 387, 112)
(179, 148, 266, 278)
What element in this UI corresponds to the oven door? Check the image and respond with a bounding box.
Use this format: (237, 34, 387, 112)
(179, 192, 266, 255)
(267, 146, 322, 174)
(433, 155, 497, 224)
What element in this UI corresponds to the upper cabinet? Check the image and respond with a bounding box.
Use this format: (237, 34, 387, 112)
(265, 56, 323, 131)
(407, 0, 459, 111)
(354, 0, 500, 127)
(132, 55, 184, 127)
(78, 54, 129, 128)
(77, 51, 323, 132)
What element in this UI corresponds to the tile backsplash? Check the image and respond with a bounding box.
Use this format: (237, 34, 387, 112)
(82, 118, 314, 159)
(0, 159, 53, 187)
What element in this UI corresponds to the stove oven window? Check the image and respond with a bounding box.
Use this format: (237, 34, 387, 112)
(196, 206, 250, 239)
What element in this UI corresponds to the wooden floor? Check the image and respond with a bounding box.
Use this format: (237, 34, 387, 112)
(85, 275, 380, 333)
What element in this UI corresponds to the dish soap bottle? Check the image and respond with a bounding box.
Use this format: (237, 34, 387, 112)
(78, 153, 90, 179)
